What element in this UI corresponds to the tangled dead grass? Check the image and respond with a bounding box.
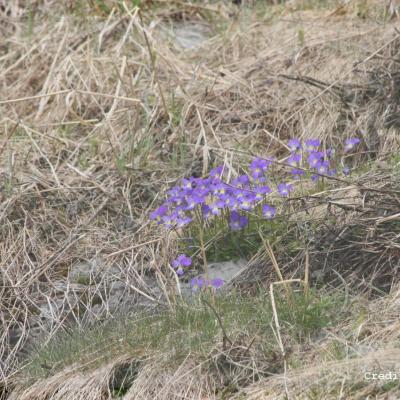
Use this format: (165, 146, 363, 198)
(228, 165, 400, 295)
(0, 0, 399, 398)
(232, 285, 400, 400)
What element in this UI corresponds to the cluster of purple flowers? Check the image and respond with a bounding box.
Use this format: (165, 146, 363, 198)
(190, 277, 224, 290)
(150, 137, 361, 232)
(150, 159, 280, 231)
(287, 137, 360, 181)
(287, 138, 334, 180)
(171, 254, 192, 276)
(161, 136, 361, 291)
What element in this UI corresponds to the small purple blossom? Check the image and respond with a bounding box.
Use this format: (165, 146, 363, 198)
(210, 201, 223, 215)
(224, 195, 237, 209)
(201, 205, 212, 219)
(316, 160, 330, 174)
(253, 185, 272, 200)
(327, 168, 337, 177)
(278, 183, 293, 197)
(176, 216, 192, 228)
(326, 148, 335, 158)
(238, 193, 256, 211)
(288, 138, 301, 152)
(149, 205, 168, 221)
(210, 165, 224, 178)
(262, 204, 276, 219)
(172, 254, 192, 276)
(304, 139, 321, 152)
(181, 178, 192, 190)
(184, 196, 201, 210)
(343, 167, 351, 176)
(249, 158, 271, 178)
(190, 277, 224, 290)
(162, 214, 175, 229)
(290, 168, 305, 179)
(235, 174, 250, 187)
(344, 138, 360, 152)
(211, 278, 224, 289)
(212, 182, 229, 196)
(172, 254, 192, 267)
(229, 211, 248, 231)
(308, 151, 324, 168)
(287, 153, 301, 167)
(253, 176, 267, 185)
(190, 277, 204, 290)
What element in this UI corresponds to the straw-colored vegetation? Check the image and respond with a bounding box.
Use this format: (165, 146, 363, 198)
(1, 0, 399, 399)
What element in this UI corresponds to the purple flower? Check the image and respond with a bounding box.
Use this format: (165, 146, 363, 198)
(210, 165, 224, 178)
(327, 168, 337, 176)
(253, 176, 267, 185)
(209, 204, 221, 215)
(344, 138, 360, 152)
(150, 205, 168, 223)
(172, 254, 192, 276)
(290, 168, 305, 179)
(253, 185, 272, 201)
(209, 199, 225, 215)
(262, 204, 276, 219)
(343, 167, 351, 176)
(311, 174, 319, 183)
(195, 178, 211, 192)
(176, 216, 192, 228)
(201, 204, 212, 219)
(233, 189, 245, 202)
(278, 183, 293, 197)
(190, 277, 204, 290)
(238, 193, 256, 211)
(213, 182, 229, 196)
(249, 158, 271, 178)
(184, 196, 200, 211)
(287, 153, 301, 167)
(162, 214, 175, 228)
(172, 254, 192, 268)
(223, 195, 237, 209)
(229, 211, 248, 231)
(170, 193, 185, 206)
(305, 139, 321, 152)
(181, 255, 192, 267)
(288, 138, 301, 152)
(211, 278, 224, 289)
(326, 148, 335, 158)
(190, 277, 224, 290)
(236, 174, 250, 187)
(308, 151, 324, 168)
(316, 160, 330, 174)
(181, 178, 193, 190)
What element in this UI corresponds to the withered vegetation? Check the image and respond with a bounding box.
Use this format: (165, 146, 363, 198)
(0, 0, 399, 399)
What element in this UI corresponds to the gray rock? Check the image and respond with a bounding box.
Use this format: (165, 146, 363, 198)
(180, 258, 248, 294)
(174, 23, 209, 49)
(206, 258, 248, 283)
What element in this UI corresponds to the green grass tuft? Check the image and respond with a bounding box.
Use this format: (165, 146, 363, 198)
(23, 287, 345, 385)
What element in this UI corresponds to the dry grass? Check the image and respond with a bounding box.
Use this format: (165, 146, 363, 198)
(7, 285, 400, 400)
(1, 0, 400, 398)
(232, 285, 400, 399)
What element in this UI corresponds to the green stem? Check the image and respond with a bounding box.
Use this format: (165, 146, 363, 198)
(198, 224, 209, 282)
